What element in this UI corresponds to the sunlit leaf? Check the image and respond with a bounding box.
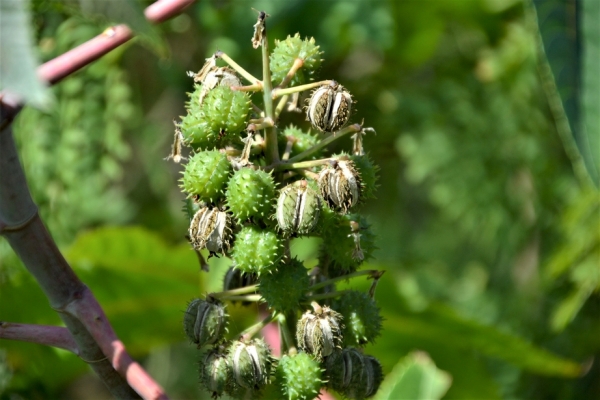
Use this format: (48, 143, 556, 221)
(374, 351, 451, 400)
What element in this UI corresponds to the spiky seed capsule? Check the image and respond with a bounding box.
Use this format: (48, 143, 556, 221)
(279, 125, 320, 159)
(270, 34, 321, 86)
(332, 291, 383, 347)
(307, 81, 352, 133)
(231, 226, 283, 275)
(318, 211, 377, 275)
(296, 302, 343, 361)
(325, 349, 383, 399)
(189, 206, 233, 255)
(227, 339, 273, 391)
(318, 158, 361, 213)
(276, 353, 324, 400)
(202, 86, 251, 140)
(183, 298, 228, 347)
(226, 168, 276, 221)
(199, 348, 231, 398)
(180, 150, 231, 203)
(360, 355, 384, 399)
(276, 180, 321, 235)
(259, 258, 309, 312)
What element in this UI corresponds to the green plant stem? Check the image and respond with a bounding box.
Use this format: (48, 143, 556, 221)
(238, 312, 277, 340)
(270, 158, 331, 172)
(209, 284, 259, 299)
(272, 80, 334, 98)
(286, 123, 362, 164)
(278, 313, 297, 354)
(275, 57, 304, 88)
(216, 51, 261, 85)
(308, 269, 382, 293)
(220, 294, 262, 302)
(274, 94, 289, 119)
(260, 27, 279, 165)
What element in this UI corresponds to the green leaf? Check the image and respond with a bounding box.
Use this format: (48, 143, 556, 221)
(349, 272, 585, 378)
(0, 0, 53, 109)
(374, 351, 452, 400)
(78, 0, 168, 57)
(580, 0, 600, 184)
(65, 226, 203, 354)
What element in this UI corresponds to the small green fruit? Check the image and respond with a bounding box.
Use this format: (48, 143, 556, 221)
(226, 339, 273, 391)
(276, 353, 324, 400)
(332, 291, 383, 347)
(259, 258, 309, 313)
(199, 347, 231, 398)
(180, 150, 231, 203)
(226, 168, 276, 221)
(270, 34, 321, 86)
(276, 180, 321, 236)
(231, 226, 283, 275)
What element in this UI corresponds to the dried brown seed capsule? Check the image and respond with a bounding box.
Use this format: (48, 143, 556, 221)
(189, 206, 233, 256)
(318, 159, 362, 213)
(227, 338, 273, 390)
(183, 298, 228, 347)
(276, 180, 322, 235)
(307, 81, 352, 133)
(296, 301, 343, 361)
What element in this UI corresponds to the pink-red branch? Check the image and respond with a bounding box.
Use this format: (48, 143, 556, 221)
(65, 287, 168, 400)
(0, 322, 79, 355)
(145, 0, 195, 23)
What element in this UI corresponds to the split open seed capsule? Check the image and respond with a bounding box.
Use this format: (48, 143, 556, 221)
(307, 81, 352, 133)
(318, 159, 362, 213)
(189, 206, 233, 256)
(296, 302, 343, 361)
(183, 298, 228, 347)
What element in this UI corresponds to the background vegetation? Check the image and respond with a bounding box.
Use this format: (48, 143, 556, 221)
(1, 0, 598, 398)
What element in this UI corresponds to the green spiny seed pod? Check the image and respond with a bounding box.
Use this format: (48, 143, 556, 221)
(259, 258, 309, 312)
(189, 206, 233, 255)
(180, 150, 231, 203)
(318, 157, 361, 213)
(325, 349, 383, 399)
(280, 125, 319, 157)
(183, 298, 228, 347)
(226, 168, 275, 221)
(349, 154, 379, 202)
(179, 106, 215, 148)
(231, 226, 283, 275)
(199, 347, 232, 398)
(203, 86, 251, 140)
(307, 81, 352, 133)
(276, 352, 324, 400)
(318, 210, 377, 275)
(276, 180, 321, 236)
(296, 302, 343, 362)
(227, 338, 273, 391)
(270, 34, 321, 86)
(358, 355, 384, 399)
(332, 291, 383, 347)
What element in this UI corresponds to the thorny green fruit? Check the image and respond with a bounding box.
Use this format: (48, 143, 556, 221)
(332, 290, 383, 347)
(259, 258, 309, 312)
(270, 34, 322, 86)
(231, 226, 284, 275)
(180, 150, 231, 203)
(276, 353, 324, 400)
(226, 168, 276, 221)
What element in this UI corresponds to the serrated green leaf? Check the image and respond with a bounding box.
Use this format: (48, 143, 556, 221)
(374, 351, 451, 400)
(0, 0, 53, 109)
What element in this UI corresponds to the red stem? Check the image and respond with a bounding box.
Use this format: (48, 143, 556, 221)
(145, 0, 196, 24)
(0, 322, 79, 354)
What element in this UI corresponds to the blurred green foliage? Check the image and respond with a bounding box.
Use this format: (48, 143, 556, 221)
(1, 0, 598, 399)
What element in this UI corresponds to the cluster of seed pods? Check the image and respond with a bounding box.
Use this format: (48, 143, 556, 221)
(171, 13, 384, 400)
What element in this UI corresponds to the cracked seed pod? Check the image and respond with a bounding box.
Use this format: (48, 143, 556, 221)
(226, 168, 276, 221)
(276, 180, 321, 235)
(318, 158, 361, 213)
(276, 352, 324, 400)
(197, 67, 242, 106)
(307, 81, 352, 133)
(188, 206, 233, 255)
(270, 34, 321, 86)
(318, 210, 377, 275)
(332, 291, 383, 347)
(325, 348, 383, 398)
(199, 347, 232, 398)
(183, 298, 228, 347)
(231, 226, 283, 275)
(259, 258, 309, 312)
(296, 302, 343, 361)
(227, 339, 273, 391)
(180, 150, 231, 203)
